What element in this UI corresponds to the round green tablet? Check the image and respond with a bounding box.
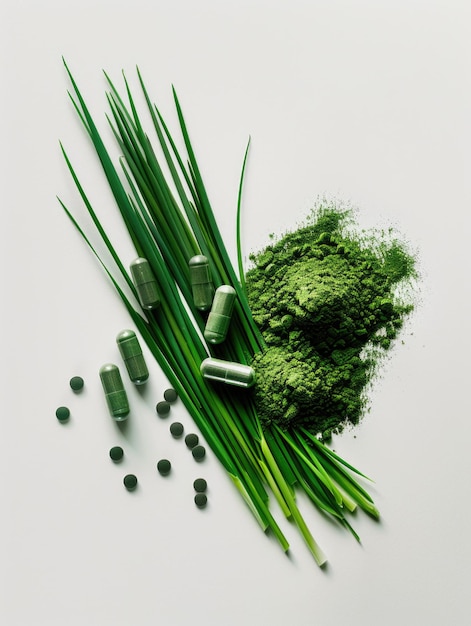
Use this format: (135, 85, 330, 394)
(185, 433, 199, 449)
(194, 493, 208, 508)
(69, 376, 84, 392)
(164, 388, 178, 403)
(157, 459, 171, 475)
(192, 445, 206, 461)
(55, 406, 70, 422)
(123, 474, 138, 491)
(193, 478, 207, 493)
(170, 422, 184, 438)
(156, 401, 171, 416)
(109, 446, 124, 462)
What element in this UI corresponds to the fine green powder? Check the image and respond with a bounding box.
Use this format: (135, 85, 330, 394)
(246, 203, 417, 440)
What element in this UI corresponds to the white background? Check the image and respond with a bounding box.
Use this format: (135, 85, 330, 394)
(1, 1, 470, 625)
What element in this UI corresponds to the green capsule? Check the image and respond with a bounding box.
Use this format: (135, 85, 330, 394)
(189, 255, 214, 311)
(130, 257, 160, 310)
(116, 329, 149, 385)
(99, 363, 129, 420)
(200, 357, 256, 389)
(204, 285, 236, 344)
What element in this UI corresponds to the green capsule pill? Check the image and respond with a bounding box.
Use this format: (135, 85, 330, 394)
(130, 257, 160, 310)
(200, 357, 256, 389)
(204, 285, 236, 344)
(99, 364, 129, 421)
(116, 330, 149, 385)
(189, 255, 214, 311)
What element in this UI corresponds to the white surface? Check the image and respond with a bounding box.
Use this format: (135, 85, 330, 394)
(1, 1, 470, 625)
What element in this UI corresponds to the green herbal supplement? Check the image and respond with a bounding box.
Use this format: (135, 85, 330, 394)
(170, 422, 184, 438)
(200, 357, 256, 389)
(193, 478, 207, 492)
(246, 203, 417, 437)
(99, 364, 129, 421)
(192, 445, 206, 461)
(69, 376, 84, 392)
(189, 254, 214, 311)
(157, 459, 171, 475)
(123, 474, 138, 491)
(116, 329, 149, 385)
(109, 446, 124, 462)
(129, 257, 160, 310)
(163, 388, 178, 403)
(55, 406, 70, 422)
(194, 493, 208, 508)
(185, 433, 199, 449)
(203, 285, 236, 344)
(156, 401, 171, 416)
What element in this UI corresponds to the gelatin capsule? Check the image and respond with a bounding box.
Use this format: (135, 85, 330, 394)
(200, 357, 256, 388)
(130, 257, 160, 310)
(99, 363, 129, 420)
(203, 285, 236, 344)
(116, 329, 149, 385)
(189, 255, 214, 311)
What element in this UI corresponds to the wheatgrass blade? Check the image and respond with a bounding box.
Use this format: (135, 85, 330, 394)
(258, 460, 292, 519)
(264, 429, 298, 489)
(106, 91, 199, 263)
(108, 76, 262, 366)
(293, 432, 346, 508)
(260, 437, 327, 567)
(63, 62, 143, 248)
(276, 428, 353, 514)
(272, 431, 362, 539)
(307, 449, 380, 519)
(170, 87, 265, 353)
(301, 427, 374, 482)
(59, 145, 136, 294)
(296, 430, 378, 517)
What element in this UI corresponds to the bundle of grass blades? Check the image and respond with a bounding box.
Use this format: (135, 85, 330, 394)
(58, 60, 380, 566)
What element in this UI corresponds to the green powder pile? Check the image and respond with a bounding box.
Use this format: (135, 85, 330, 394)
(246, 203, 417, 440)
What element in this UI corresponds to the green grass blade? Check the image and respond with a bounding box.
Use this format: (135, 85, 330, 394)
(236, 137, 251, 293)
